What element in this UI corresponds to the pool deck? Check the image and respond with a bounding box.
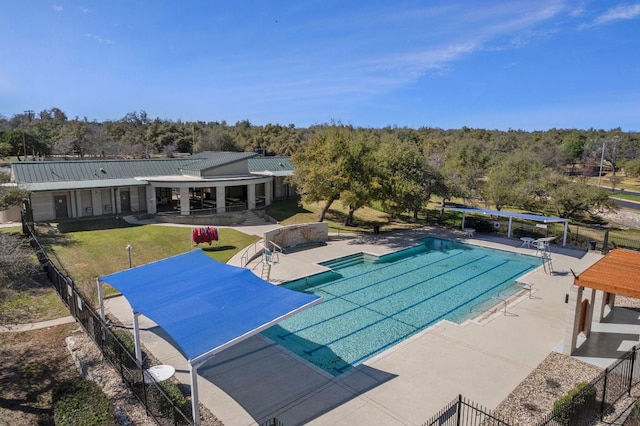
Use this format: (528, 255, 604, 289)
(105, 224, 609, 426)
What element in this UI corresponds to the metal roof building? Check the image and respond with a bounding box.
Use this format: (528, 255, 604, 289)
(7, 152, 293, 223)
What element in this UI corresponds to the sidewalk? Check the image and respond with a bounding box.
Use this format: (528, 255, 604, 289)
(105, 227, 604, 426)
(0, 316, 76, 332)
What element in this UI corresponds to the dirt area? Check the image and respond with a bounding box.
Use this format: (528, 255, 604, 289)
(601, 209, 640, 229)
(66, 328, 223, 426)
(492, 352, 603, 424)
(0, 324, 80, 426)
(1, 319, 224, 426)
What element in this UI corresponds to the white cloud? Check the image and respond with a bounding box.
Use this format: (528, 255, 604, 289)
(569, 5, 585, 17)
(358, 2, 565, 89)
(52, 4, 63, 13)
(593, 3, 640, 25)
(85, 33, 113, 45)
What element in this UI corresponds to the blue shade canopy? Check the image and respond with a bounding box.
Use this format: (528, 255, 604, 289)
(99, 250, 321, 365)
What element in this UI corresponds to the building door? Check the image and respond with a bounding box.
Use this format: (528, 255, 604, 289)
(120, 190, 131, 213)
(54, 195, 68, 218)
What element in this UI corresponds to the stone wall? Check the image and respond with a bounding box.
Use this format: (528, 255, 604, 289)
(264, 222, 329, 250)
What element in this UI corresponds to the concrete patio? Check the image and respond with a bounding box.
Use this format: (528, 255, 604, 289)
(105, 225, 616, 426)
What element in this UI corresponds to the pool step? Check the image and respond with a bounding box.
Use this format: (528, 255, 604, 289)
(321, 253, 364, 270)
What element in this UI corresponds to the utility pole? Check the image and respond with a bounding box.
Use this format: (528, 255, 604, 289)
(597, 139, 606, 188)
(22, 110, 34, 161)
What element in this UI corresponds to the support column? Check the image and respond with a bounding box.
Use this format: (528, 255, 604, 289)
(133, 312, 143, 367)
(146, 186, 157, 214)
(248, 183, 256, 209)
(592, 290, 614, 323)
(265, 180, 272, 206)
(563, 285, 584, 355)
(97, 279, 105, 321)
(72, 190, 79, 218)
(190, 363, 201, 426)
(582, 288, 596, 337)
(179, 187, 190, 215)
(216, 186, 226, 214)
(111, 188, 118, 217)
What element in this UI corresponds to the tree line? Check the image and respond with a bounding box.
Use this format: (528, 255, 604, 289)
(1, 108, 639, 221)
(0, 108, 309, 159)
(290, 124, 639, 224)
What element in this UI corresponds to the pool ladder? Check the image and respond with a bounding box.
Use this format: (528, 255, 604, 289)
(469, 284, 533, 317)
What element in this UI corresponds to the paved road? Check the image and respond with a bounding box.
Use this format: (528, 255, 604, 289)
(604, 188, 640, 211)
(614, 199, 640, 210)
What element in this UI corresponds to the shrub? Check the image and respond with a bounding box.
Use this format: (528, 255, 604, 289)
(109, 328, 139, 368)
(148, 379, 189, 424)
(552, 381, 598, 426)
(53, 378, 115, 425)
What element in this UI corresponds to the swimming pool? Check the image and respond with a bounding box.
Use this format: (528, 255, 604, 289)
(261, 238, 539, 376)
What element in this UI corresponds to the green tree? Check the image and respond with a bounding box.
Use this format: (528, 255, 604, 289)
(290, 124, 377, 224)
(0, 130, 40, 159)
(561, 132, 586, 174)
(121, 110, 152, 157)
(0, 177, 29, 210)
(441, 139, 488, 204)
(375, 134, 444, 218)
(542, 176, 616, 219)
(484, 150, 544, 211)
(57, 117, 89, 156)
(624, 158, 640, 177)
(338, 129, 379, 226)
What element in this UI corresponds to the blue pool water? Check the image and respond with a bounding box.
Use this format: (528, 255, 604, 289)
(261, 238, 539, 376)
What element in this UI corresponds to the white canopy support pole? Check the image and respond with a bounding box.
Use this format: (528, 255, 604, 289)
(507, 217, 513, 238)
(461, 212, 466, 229)
(189, 362, 201, 426)
(132, 312, 143, 367)
(562, 220, 568, 247)
(97, 279, 105, 321)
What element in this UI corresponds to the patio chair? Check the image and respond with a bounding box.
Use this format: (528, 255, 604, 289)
(462, 228, 475, 237)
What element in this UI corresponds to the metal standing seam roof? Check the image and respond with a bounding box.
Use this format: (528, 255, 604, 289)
(180, 152, 258, 172)
(11, 159, 191, 184)
(574, 249, 640, 299)
(10, 152, 291, 191)
(248, 156, 294, 172)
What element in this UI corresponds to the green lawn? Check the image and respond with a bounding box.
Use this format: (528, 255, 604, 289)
(611, 192, 640, 202)
(266, 198, 418, 234)
(38, 219, 260, 302)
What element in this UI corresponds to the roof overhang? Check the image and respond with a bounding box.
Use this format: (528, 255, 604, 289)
(250, 170, 294, 177)
(17, 178, 147, 192)
(574, 249, 640, 298)
(141, 174, 271, 184)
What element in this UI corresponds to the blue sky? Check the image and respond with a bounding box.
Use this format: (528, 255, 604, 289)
(1, 1, 639, 130)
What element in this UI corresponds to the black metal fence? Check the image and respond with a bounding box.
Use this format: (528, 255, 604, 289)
(432, 209, 640, 253)
(423, 395, 512, 425)
(20, 207, 640, 426)
(427, 344, 640, 426)
(22, 214, 192, 425)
